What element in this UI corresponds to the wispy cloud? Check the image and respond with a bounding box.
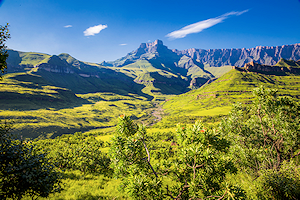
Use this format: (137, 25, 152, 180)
(166, 10, 249, 39)
(64, 25, 72, 28)
(84, 24, 108, 36)
(119, 43, 127, 46)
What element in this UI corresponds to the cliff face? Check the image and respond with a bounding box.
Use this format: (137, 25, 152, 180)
(243, 60, 300, 74)
(176, 43, 300, 67)
(105, 41, 300, 70)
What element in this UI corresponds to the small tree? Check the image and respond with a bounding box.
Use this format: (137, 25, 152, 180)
(110, 115, 245, 199)
(0, 23, 10, 78)
(0, 121, 62, 199)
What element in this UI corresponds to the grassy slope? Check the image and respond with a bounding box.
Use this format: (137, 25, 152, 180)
(0, 71, 84, 110)
(7, 50, 51, 67)
(111, 59, 190, 100)
(1, 92, 154, 139)
(159, 68, 300, 127)
(0, 69, 155, 139)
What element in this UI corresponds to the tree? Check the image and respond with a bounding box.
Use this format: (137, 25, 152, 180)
(109, 115, 245, 199)
(219, 86, 300, 199)
(0, 23, 10, 78)
(0, 121, 62, 199)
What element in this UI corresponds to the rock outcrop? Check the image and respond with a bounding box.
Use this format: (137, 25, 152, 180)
(175, 43, 300, 67)
(243, 60, 300, 74)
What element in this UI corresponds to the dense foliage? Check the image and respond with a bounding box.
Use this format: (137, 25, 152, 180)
(0, 121, 62, 199)
(219, 86, 300, 199)
(109, 115, 246, 199)
(1, 84, 300, 199)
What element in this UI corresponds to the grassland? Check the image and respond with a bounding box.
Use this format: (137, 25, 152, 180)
(0, 70, 157, 139)
(0, 92, 155, 139)
(158, 68, 300, 127)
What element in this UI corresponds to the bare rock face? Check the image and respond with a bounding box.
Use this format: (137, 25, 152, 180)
(243, 60, 300, 74)
(177, 43, 300, 67)
(106, 40, 300, 71)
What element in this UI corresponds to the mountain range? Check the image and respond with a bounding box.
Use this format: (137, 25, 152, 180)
(2, 40, 300, 138)
(5, 40, 300, 100)
(102, 40, 300, 68)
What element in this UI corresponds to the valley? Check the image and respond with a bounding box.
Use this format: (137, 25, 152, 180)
(1, 40, 300, 199)
(2, 40, 300, 139)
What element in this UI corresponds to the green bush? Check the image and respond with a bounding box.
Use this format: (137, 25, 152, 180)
(0, 120, 62, 199)
(109, 115, 246, 199)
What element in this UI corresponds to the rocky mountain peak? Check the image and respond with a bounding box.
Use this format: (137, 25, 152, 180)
(136, 39, 166, 55)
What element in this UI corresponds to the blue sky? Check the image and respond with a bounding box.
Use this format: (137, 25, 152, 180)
(0, 0, 299, 63)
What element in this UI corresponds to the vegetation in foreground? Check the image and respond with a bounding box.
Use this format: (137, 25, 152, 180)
(1, 23, 300, 199)
(1, 86, 299, 199)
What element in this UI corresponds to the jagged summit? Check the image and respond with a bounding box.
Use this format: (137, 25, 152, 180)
(176, 43, 300, 67)
(139, 39, 164, 49)
(135, 39, 166, 56)
(102, 39, 179, 67)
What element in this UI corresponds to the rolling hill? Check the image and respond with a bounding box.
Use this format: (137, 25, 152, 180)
(158, 59, 300, 127)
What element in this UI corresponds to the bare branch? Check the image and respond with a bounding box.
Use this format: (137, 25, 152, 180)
(291, 151, 300, 159)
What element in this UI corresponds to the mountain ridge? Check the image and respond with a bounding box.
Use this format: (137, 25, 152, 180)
(5, 40, 300, 100)
(103, 40, 300, 69)
(175, 43, 300, 67)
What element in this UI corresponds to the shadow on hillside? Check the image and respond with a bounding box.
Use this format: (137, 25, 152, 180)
(34, 68, 155, 101)
(3, 70, 155, 111)
(0, 90, 90, 111)
(150, 72, 190, 95)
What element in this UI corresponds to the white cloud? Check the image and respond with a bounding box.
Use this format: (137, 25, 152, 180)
(64, 25, 72, 28)
(84, 24, 108, 36)
(119, 43, 127, 46)
(166, 9, 249, 39)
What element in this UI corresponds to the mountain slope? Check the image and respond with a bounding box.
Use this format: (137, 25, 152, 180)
(160, 60, 300, 126)
(6, 41, 300, 101)
(101, 40, 300, 87)
(6, 50, 152, 99)
(0, 71, 87, 110)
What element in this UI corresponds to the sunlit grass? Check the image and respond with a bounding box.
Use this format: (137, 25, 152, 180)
(162, 69, 300, 120)
(23, 170, 125, 200)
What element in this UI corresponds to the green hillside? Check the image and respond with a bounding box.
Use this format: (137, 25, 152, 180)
(275, 58, 300, 68)
(0, 71, 84, 110)
(159, 67, 300, 127)
(0, 69, 155, 139)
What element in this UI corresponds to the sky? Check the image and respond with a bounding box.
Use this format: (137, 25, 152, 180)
(0, 0, 299, 63)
